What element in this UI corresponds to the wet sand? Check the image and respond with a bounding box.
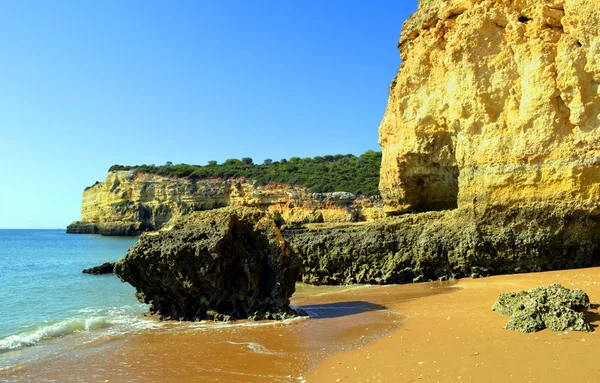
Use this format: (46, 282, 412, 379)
(307, 267, 600, 382)
(1, 282, 455, 383)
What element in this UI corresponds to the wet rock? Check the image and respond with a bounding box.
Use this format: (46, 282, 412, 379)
(114, 206, 301, 321)
(492, 284, 592, 333)
(82, 262, 115, 275)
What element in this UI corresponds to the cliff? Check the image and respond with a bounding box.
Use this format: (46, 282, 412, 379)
(67, 171, 384, 235)
(379, 0, 600, 215)
(282, 0, 600, 285)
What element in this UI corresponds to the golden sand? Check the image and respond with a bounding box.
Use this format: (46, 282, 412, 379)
(307, 267, 600, 382)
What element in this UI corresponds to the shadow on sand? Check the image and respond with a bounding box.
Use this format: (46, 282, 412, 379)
(584, 304, 600, 331)
(298, 301, 387, 319)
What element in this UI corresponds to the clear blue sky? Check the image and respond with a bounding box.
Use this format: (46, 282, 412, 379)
(0, 0, 417, 229)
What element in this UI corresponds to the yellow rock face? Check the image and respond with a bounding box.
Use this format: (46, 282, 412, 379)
(72, 171, 383, 234)
(379, 0, 600, 214)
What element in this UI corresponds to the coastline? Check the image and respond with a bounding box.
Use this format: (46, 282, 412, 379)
(5, 267, 600, 382)
(0, 282, 456, 383)
(306, 267, 600, 382)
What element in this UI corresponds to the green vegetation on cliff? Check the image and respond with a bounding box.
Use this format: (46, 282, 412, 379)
(109, 150, 381, 195)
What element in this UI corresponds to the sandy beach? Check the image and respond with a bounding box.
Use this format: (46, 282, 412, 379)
(307, 267, 600, 383)
(1, 283, 454, 383)
(4, 267, 600, 383)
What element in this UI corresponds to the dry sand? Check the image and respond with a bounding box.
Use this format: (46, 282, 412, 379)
(307, 267, 600, 383)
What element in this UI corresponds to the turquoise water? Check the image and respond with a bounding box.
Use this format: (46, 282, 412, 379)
(0, 230, 153, 366)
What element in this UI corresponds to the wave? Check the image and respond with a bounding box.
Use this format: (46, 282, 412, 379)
(0, 307, 161, 353)
(0, 317, 111, 351)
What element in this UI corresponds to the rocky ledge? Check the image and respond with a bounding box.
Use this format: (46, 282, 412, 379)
(114, 206, 301, 321)
(82, 262, 115, 275)
(67, 221, 142, 236)
(285, 205, 600, 285)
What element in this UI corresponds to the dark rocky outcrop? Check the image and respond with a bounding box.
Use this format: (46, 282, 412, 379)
(82, 262, 115, 275)
(284, 205, 600, 285)
(492, 284, 592, 333)
(115, 206, 301, 321)
(67, 221, 142, 236)
(66, 222, 100, 234)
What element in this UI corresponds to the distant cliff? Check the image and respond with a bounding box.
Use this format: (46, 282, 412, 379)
(67, 171, 384, 236)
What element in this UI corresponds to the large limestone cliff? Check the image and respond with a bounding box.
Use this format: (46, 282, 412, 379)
(281, 0, 600, 285)
(379, 0, 600, 214)
(68, 171, 383, 235)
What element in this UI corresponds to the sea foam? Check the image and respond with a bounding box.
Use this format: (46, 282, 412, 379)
(0, 311, 160, 352)
(0, 316, 111, 351)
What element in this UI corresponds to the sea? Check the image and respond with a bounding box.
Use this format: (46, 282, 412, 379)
(0, 229, 456, 383)
(0, 230, 153, 370)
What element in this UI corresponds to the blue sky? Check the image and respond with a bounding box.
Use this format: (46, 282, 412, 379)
(0, 1, 418, 229)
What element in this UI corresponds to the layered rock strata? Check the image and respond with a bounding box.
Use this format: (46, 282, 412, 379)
(68, 171, 383, 236)
(114, 207, 301, 321)
(379, 0, 600, 215)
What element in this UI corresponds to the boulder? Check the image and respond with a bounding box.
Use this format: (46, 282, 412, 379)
(114, 206, 301, 321)
(82, 262, 115, 275)
(492, 284, 591, 333)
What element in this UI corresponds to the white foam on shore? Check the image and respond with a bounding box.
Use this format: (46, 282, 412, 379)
(226, 341, 281, 355)
(0, 306, 160, 353)
(292, 283, 373, 298)
(184, 314, 308, 331)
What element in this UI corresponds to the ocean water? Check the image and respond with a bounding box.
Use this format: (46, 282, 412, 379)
(0, 229, 154, 369)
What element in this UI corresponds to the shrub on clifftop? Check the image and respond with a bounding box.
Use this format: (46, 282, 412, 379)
(108, 150, 382, 196)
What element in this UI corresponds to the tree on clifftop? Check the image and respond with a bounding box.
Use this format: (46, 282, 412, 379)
(108, 150, 382, 196)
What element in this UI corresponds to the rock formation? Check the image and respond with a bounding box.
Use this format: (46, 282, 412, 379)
(379, 0, 600, 215)
(82, 262, 115, 275)
(284, 206, 600, 285)
(75, 0, 600, 290)
(492, 284, 591, 332)
(114, 207, 301, 321)
(284, 0, 600, 285)
(67, 171, 383, 236)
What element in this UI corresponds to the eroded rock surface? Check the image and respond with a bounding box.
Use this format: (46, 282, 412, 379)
(492, 284, 591, 332)
(114, 207, 300, 321)
(285, 207, 600, 285)
(379, 0, 600, 215)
